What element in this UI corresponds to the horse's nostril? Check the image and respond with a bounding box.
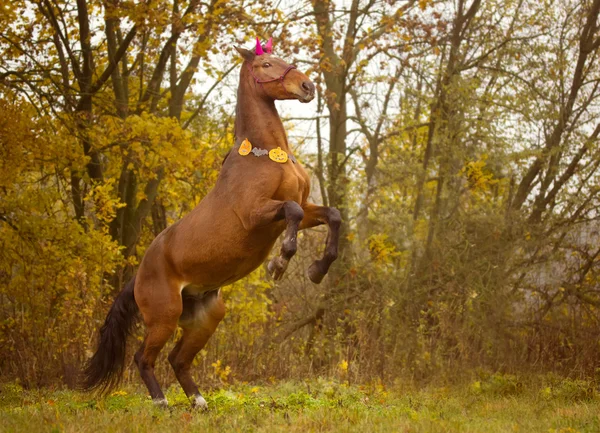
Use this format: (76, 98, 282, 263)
(301, 81, 315, 94)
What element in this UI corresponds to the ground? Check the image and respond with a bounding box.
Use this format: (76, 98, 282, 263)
(1, 375, 599, 432)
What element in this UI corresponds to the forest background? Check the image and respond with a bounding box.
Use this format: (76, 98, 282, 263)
(1, 0, 600, 390)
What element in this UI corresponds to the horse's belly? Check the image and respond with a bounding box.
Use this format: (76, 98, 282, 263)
(175, 231, 278, 292)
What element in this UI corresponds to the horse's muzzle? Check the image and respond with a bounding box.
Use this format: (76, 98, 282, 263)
(301, 81, 315, 102)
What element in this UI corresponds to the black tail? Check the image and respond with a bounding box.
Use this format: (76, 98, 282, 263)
(81, 276, 139, 393)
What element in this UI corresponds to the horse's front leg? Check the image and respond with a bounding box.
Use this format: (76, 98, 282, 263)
(266, 201, 304, 280)
(299, 203, 342, 284)
(237, 199, 304, 280)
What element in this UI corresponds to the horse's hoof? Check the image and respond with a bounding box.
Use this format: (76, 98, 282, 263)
(268, 257, 288, 280)
(192, 395, 208, 411)
(153, 398, 169, 408)
(307, 262, 325, 284)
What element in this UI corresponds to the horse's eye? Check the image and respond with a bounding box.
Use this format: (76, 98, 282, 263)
(263, 62, 271, 68)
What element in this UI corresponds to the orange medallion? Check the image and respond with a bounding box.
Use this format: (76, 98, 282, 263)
(269, 147, 289, 163)
(238, 139, 252, 156)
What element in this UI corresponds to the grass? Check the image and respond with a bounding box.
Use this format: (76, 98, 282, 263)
(1, 374, 599, 432)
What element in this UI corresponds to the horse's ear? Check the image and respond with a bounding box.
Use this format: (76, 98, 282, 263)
(234, 46, 255, 62)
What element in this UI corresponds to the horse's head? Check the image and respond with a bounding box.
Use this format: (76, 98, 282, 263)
(235, 37, 315, 103)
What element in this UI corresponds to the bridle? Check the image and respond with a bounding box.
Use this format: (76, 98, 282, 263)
(247, 63, 297, 93)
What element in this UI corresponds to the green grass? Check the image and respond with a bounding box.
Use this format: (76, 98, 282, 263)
(1, 375, 599, 432)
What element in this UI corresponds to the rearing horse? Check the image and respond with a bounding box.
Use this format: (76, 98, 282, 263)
(82, 37, 341, 409)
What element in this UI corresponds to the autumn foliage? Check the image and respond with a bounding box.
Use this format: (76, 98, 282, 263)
(2, 0, 600, 388)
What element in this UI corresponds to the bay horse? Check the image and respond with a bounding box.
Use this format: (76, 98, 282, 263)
(82, 37, 341, 409)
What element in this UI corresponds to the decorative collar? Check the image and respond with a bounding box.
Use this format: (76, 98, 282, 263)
(238, 138, 297, 164)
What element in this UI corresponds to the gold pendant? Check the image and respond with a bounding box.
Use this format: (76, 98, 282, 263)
(269, 147, 288, 163)
(238, 139, 252, 156)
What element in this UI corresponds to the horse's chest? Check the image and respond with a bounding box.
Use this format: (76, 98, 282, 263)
(273, 164, 309, 203)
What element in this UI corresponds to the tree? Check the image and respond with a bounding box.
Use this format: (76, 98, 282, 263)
(1, 0, 251, 279)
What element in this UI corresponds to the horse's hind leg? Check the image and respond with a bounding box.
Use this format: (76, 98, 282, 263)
(134, 275, 182, 407)
(168, 289, 225, 409)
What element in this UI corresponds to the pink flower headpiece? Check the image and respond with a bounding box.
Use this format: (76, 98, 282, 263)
(255, 37, 273, 55)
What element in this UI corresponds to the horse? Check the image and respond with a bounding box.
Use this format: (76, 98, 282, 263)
(82, 37, 341, 409)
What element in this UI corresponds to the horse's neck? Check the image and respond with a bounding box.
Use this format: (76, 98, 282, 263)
(234, 75, 290, 152)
